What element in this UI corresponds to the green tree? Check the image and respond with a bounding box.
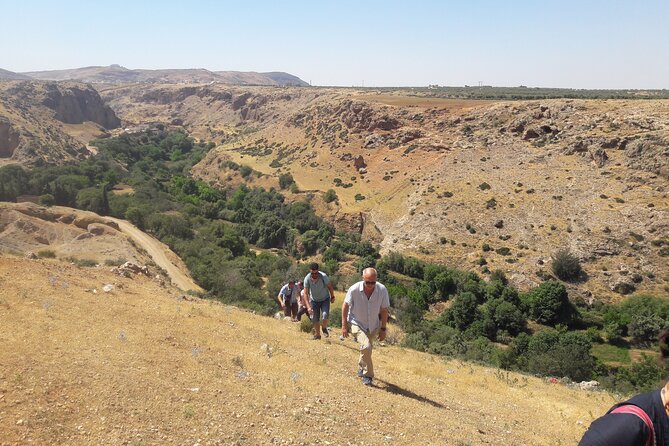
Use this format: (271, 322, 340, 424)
(525, 280, 575, 326)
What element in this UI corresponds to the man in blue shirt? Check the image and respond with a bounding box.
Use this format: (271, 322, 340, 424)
(341, 267, 390, 386)
(277, 280, 299, 321)
(303, 262, 335, 340)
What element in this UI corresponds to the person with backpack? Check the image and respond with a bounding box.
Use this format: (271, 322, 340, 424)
(302, 263, 335, 340)
(341, 267, 389, 386)
(277, 280, 299, 321)
(578, 330, 669, 445)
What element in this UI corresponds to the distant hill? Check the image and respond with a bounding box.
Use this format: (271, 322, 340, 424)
(0, 68, 31, 80)
(22, 65, 309, 86)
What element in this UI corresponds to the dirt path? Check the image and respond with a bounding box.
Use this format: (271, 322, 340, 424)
(107, 217, 202, 293)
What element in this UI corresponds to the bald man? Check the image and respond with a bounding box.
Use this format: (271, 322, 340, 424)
(341, 268, 390, 386)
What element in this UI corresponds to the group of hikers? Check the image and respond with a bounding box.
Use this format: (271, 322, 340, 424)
(278, 264, 669, 443)
(276, 262, 389, 386)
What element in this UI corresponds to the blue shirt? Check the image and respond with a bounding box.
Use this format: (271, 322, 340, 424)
(303, 272, 331, 302)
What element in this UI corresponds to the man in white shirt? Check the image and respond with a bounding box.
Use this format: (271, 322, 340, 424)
(341, 267, 390, 386)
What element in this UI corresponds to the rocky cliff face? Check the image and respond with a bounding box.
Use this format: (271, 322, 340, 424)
(42, 83, 120, 129)
(0, 116, 20, 158)
(0, 81, 120, 166)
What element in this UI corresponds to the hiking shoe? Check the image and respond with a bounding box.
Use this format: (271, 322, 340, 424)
(322, 327, 329, 338)
(357, 368, 364, 378)
(312, 335, 321, 340)
(362, 377, 373, 386)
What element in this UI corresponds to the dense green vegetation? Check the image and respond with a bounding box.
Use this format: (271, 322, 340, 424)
(1, 126, 667, 394)
(0, 128, 343, 315)
(368, 251, 668, 393)
(372, 86, 669, 100)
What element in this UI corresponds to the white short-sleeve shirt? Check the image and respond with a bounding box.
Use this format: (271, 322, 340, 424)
(344, 281, 390, 333)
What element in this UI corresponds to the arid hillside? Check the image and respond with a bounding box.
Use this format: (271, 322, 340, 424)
(97, 83, 669, 302)
(0, 202, 200, 292)
(0, 254, 616, 445)
(0, 80, 120, 166)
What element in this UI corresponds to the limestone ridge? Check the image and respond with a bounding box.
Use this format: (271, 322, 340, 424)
(0, 80, 121, 165)
(21, 65, 309, 86)
(0, 68, 31, 80)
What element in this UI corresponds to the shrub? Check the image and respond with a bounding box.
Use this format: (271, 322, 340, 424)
(402, 331, 428, 352)
(551, 248, 583, 281)
(478, 182, 491, 190)
(67, 257, 98, 267)
(495, 247, 511, 256)
(239, 165, 253, 178)
(278, 173, 295, 189)
(524, 331, 595, 381)
(329, 306, 342, 328)
(629, 312, 666, 346)
(39, 194, 55, 206)
(299, 318, 313, 333)
(613, 354, 666, 393)
(323, 189, 338, 203)
(37, 249, 56, 258)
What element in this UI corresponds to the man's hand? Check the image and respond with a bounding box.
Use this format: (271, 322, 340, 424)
(330, 294, 335, 303)
(342, 326, 349, 338)
(379, 329, 386, 342)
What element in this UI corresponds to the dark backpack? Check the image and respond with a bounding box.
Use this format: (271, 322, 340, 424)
(610, 405, 655, 446)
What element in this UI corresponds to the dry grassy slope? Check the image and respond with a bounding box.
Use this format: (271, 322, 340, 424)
(0, 256, 617, 446)
(0, 202, 200, 292)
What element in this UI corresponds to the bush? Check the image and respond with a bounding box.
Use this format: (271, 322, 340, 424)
(629, 312, 666, 346)
(402, 331, 428, 352)
(39, 194, 55, 206)
(323, 189, 338, 203)
(613, 354, 666, 393)
(67, 257, 98, 267)
(329, 306, 343, 328)
(551, 248, 583, 281)
(525, 280, 575, 326)
(299, 318, 313, 333)
(104, 257, 127, 267)
(278, 173, 295, 190)
(239, 165, 253, 178)
(524, 331, 596, 381)
(37, 249, 56, 258)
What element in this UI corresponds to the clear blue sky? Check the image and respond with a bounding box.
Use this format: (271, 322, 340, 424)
(3, 0, 668, 88)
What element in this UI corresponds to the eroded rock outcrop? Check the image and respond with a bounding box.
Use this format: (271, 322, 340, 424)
(42, 83, 120, 129)
(0, 116, 20, 158)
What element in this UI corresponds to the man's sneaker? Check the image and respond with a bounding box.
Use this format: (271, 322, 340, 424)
(312, 335, 321, 340)
(322, 327, 329, 337)
(357, 368, 364, 378)
(362, 377, 373, 386)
